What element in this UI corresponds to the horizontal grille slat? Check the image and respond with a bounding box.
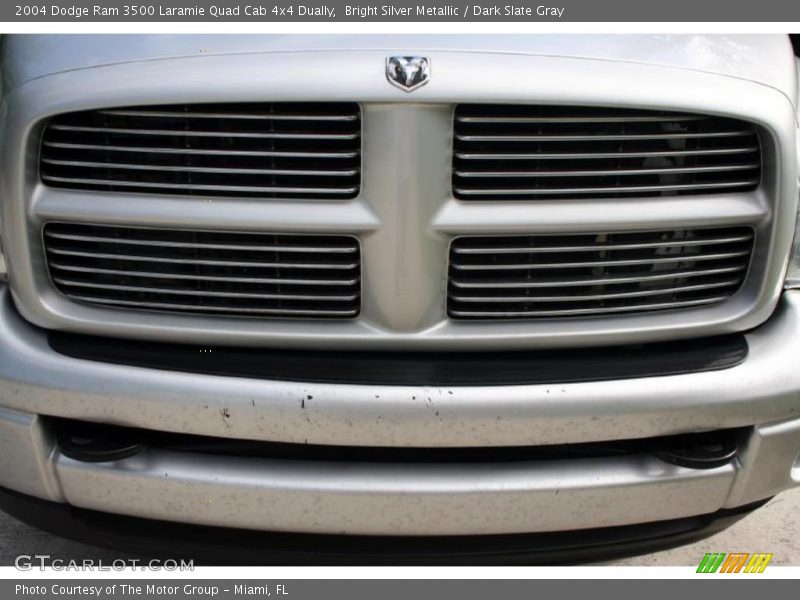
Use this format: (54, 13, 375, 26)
(449, 264, 749, 289)
(98, 109, 360, 122)
(44, 230, 357, 253)
(52, 279, 359, 302)
(451, 264, 747, 289)
(41, 158, 359, 177)
(453, 105, 761, 200)
(46, 247, 359, 269)
(48, 263, 358, 287)
(453, 180, 759, 196)
(40, 176, 359, 196)
(449, 296, 729, 318)
(451, 250, 750, 270)
(40, 102, 362, 200)
(450, 279, 741, 303)
(448, 227, 754, 319)
(44, 223, 361, 319)
(456, 115, 706, 124)
(456, 147, 760, 160)
(47, 124, 359, 140)
(62, 296, 358, 317)
(452, 232, 754, 254)
(455, 131, 753, 142)
(42, 142, 358, 159)
(455, 164, 760, 177)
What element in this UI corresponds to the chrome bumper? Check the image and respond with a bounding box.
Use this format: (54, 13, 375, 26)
(1, 284, 800, 535)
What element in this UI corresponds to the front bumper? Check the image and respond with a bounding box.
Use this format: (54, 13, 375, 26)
(1, 284, 800, 537)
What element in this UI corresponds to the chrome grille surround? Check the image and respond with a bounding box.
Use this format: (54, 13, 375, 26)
(43, 223, 361, 319)
(448, 227, 754, 319)
(453, 104, 762, 200)
(40, 103, 362, 200)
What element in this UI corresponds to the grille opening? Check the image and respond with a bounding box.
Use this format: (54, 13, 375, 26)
(40, 102, 362, 200)
(43, 222, 361, 319)
(453, 104, 762, 200)
(448, 227, 754, 319)
(52, 417, 745, 466)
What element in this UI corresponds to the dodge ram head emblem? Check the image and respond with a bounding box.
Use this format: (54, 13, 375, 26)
(386, 56, 431, 92)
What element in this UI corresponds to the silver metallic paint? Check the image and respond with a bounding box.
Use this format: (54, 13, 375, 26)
(53, 449, 735, 536)
(1, 285, 800, 449)
(2, 388, 800, 535)
(1, 35, 800, 537)
(1, 37, 798, 349)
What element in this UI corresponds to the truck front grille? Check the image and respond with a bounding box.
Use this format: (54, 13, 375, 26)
(40, 102, 361, 200)
(43, 223, 361, 318)
(453, 104, 761, 200)
(448, 227, 754, 319)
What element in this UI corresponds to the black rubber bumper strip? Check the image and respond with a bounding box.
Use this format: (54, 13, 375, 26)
(0, 485, 769, 566)
(48, 331, 748, 386)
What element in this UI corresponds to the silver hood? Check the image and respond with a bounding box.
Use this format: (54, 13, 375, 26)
(2, 34, 797, 105)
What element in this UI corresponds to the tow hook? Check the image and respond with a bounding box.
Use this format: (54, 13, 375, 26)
(655, 436, 739, 469)
(55, 420, 144, 463)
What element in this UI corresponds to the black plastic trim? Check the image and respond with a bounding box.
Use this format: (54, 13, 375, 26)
(0, 485, 770, 565)
(51, 417, 746, 465)
(48, 331, 748, 387)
